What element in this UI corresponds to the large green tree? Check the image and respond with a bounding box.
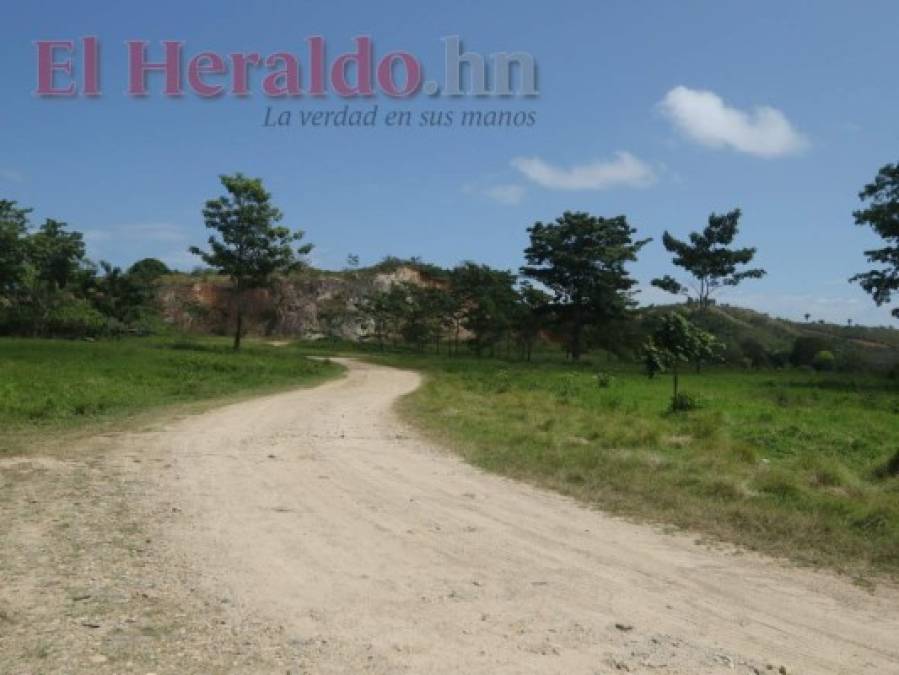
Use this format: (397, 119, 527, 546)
(358, 286, 404, 350)
(0, 200, 30, 300)
(514, 282, 552, 362)
(851, 162, 899, 318)
(20, 219, 92, 335)
(190, 174, 311, 349)
(26, 219, 88, 291)
(521, 211, 649, 361)
(450, 262, 518, 357)
(651, 209, 765, 309)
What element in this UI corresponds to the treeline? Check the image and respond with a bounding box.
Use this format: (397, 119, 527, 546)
(4, 154, 899, 372)
(0, 200, 170, 337)
(348, 260, 875, 374)
(351, 208, 767, 363)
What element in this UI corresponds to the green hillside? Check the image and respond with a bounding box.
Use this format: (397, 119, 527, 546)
(639, 303, 899, 372)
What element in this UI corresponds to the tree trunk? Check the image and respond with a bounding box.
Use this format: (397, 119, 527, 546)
(233, 299, 243, 350)
(570, 321, 583, 361)
(672, 367, 679, 401)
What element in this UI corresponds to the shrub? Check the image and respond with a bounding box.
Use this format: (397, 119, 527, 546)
(670, 391, 701, 412)
(595, 371, 614, 388)
(769, 350, 791, 369)
(739, 337, 770, 369)
(756, 471, 803, 501)
(45, 300, 108, 338)
(493, 370, 512, 393)
(790, 336, 830, 367)
(811, 350, 836, 372)
(553, 374, 580, 402)
(873, 450, 899, 480)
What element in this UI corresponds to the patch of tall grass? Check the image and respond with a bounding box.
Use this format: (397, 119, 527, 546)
(382, 354, 899, 577)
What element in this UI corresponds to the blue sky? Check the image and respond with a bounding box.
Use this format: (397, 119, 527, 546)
(2, 0, 898, 325)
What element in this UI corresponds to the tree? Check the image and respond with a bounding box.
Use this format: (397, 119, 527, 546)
(19, 219, 92, 335)
(521, 212, 649, 361)
(514, 282, 551, 362)
(190, 174, 311, 349)
(92, 261, 141, 323)
(790, 336, 830, 367)
(417, 285, 454, 354)
(804, 313, 811, 323)
(127, 258, 170, 281)
(642, 313, 719, 405)
(317, 289, 354, 341)
(27, 219, 88, 290)
(358, 286, 403, 350)
(0, 200, 30, 300)
(811, 350, 836, 372)
(851, 162, 899, 318)
(92, 258, 170, 326)
(450, 262, 518, 357)
(651, 209, 766, 309)
(739, 337, 769, 369)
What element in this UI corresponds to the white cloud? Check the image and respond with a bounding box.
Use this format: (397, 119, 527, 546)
(510, 152, 656, 190)
(482, 184, 526, 205)
(659, 86, 807, 158)
(462, 182, 527, 206)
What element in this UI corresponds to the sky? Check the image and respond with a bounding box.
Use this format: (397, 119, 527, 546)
(1, 0, 898, 325)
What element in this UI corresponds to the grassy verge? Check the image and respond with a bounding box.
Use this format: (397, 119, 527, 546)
(0, 336, 342, 455)
(374, 353, 899, 578)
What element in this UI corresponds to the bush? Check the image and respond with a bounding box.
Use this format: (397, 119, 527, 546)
(670, 391, 701, 412)
(553, 374, 580, 402)
(493, 370, 512, 393)
(595, 371, 615, 388)
(873, 450, 899, 480)
(739, 338, 770, 369)
(769, 350, 791, 369)
(791, 336, 830, 367)
(811, 350, 836, 372)
(45, 300, 108, 338)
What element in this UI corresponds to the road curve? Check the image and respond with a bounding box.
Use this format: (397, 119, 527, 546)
(138, 358, 899, 674)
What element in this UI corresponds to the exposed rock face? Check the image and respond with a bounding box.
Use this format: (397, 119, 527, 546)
(156, 265, 433, 339)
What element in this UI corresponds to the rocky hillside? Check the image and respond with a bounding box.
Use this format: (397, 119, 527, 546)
(156, 263, 437, 340)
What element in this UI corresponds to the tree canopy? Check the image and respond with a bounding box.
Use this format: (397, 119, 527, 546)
(851, 161, 899, 318)
(521, 211, 649, 360)
(652, 209, 765, 308)
(189, 173, 311, 348)
(0, 200, 31, 296)
(642, 312, 720, 402)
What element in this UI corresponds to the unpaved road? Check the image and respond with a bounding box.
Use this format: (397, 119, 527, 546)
(3, 359, 899, 673)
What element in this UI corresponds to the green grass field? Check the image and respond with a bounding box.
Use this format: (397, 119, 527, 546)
(373, 353, 899, 578)
(0, 337, 341, 454)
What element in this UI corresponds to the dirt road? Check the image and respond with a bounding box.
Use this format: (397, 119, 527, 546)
(3, 358, 899, 673)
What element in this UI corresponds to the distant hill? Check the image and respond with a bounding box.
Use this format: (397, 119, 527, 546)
(640, 303, 899, 371)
